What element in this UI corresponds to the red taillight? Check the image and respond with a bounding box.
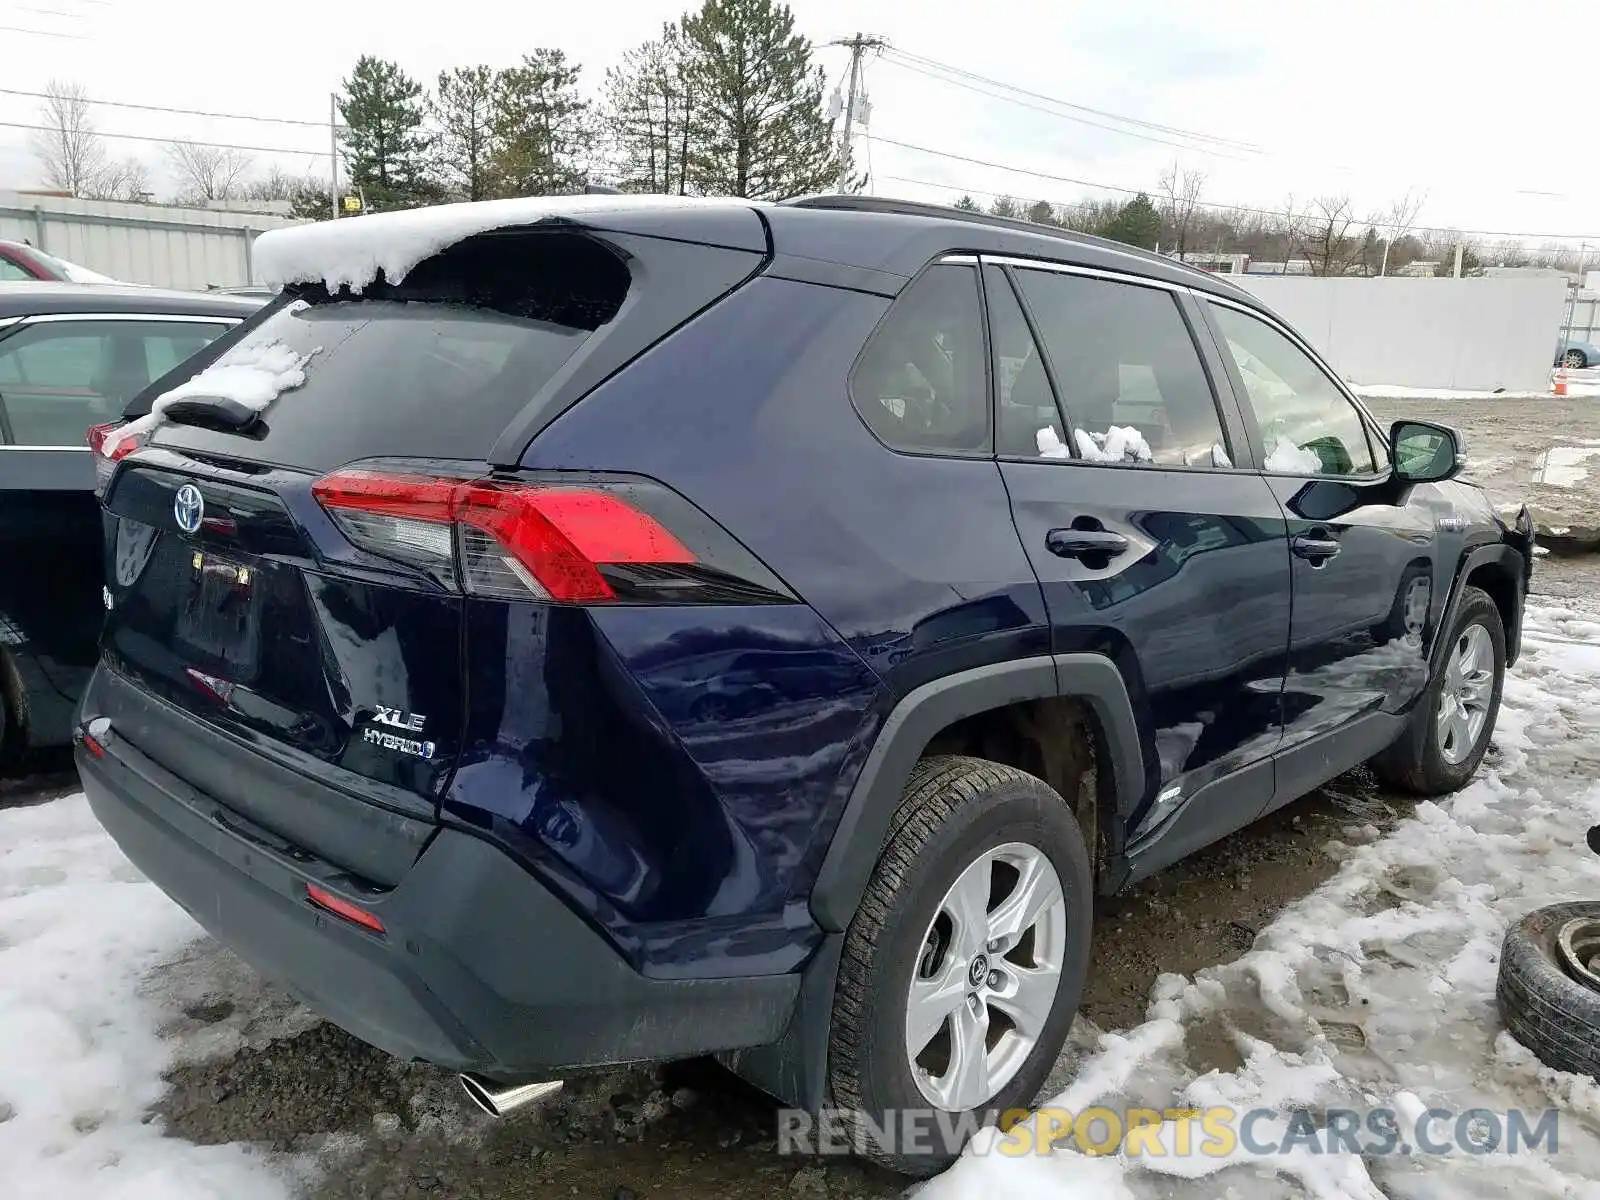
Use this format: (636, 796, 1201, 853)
(306, 883, 386, 934)
(82, 732, 106, 758)
(88, 421, 142, 461)
(311, 470, 697, 603)
(89, 421, 147, 497)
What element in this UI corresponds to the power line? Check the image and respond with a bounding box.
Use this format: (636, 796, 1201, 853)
(871, 160, 1600, 242)
(0, 21, 88, 38)
(0, 119, 331, 160)
(0, 86, 329, 129)
(884, 48, 1261, 154)
(879, 54, 1253, 161)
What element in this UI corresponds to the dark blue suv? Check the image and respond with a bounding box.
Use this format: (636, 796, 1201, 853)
(76, 195, 1534, 1174)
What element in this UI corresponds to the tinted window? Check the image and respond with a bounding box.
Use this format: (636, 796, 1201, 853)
(852, 263, 989, 455)
(1209, 304, 1376, 476)
(0, 319, 230, 446)
(986, 266, 1064, 457)
(154, 230, 630, 472)
(0, 257, 32, 281)
(1013, 269, 1230, 468)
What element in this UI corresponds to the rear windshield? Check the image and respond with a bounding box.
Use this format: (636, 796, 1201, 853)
(152, 230, 629, 472)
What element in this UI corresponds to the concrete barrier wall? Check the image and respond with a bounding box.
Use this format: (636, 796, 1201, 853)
(1234, 276, 1569, 391)
(0, 191, 305, 289)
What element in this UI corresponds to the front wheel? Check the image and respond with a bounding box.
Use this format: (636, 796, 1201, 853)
(1371, 584, 1505, 795)
(1564, 349, 1589, 370)
(826, 756, 1093, 1176)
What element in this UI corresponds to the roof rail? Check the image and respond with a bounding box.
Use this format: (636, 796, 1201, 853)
(781, 193, 1231, 287)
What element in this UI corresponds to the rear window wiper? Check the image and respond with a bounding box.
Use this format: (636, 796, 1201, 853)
(159, 394, 263, 433)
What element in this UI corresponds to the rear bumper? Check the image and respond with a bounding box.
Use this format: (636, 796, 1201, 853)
(77, 722, 799, 1079)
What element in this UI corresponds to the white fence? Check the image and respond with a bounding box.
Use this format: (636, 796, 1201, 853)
(0, 191, 304, 291)
(1234, 276, 1569, 391)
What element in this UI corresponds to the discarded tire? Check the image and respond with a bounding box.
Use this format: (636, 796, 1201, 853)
(1497, 901, 1600, 1078)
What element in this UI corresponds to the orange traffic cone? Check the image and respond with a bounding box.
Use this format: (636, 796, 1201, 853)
(1554, 368, 1569, 397)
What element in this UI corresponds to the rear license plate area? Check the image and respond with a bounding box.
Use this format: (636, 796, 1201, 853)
(175, 550, 262, 673)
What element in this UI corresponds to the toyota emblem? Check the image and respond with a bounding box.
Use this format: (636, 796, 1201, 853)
(173, 484, 204, 535)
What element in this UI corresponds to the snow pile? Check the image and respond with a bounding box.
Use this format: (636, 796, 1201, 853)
(120, 335, 315, 443)
(0, 797, 307, 1200)
(254, 194, 736, 293)
(1037, 427, 1072, 459)
(925, 600, 1600, 1200)
(1038, 425, 1155, 463)
(1355, 377, 1600, 402)
(1263, 437, 1324, 473)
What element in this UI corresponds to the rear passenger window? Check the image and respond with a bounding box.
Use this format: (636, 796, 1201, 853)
(986, 266, 1064, 457)
(852, 264, 990, 455)
(1012, 269, 1232, 469)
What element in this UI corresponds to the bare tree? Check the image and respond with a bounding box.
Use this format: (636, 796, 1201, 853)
(1157, 161, 1207, 259)
(240, 164, 320, 203)
(1296, 195, 1360, 276)
(166, 142, 254, 204)
(1373, 189, 1425, 276)
(29, 80, 109, 197)
(97, 157, 151, 202)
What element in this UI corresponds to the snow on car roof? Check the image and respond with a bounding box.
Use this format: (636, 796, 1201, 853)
(253, 194, 752, 294)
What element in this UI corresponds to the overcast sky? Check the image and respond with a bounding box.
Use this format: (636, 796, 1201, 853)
(1, 0, 1594, 245)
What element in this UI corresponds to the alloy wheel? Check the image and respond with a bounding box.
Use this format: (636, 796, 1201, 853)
(904, 842, 1067, 1110)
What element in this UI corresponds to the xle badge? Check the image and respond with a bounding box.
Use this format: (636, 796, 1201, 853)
(362, 707, 434, 759)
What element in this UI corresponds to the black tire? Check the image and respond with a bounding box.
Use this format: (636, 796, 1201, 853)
(1497, 901, 1600, 1079)
(826, 755, 1093, 1176)
(1564, 349, 1588, 370)
(1371, 585, 1505, 796)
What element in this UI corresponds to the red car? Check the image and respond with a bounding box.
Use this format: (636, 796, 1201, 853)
(0, 238, 117, 283)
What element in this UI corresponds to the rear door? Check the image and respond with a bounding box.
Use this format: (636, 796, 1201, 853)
(1199, 297, 1435, 765)
(0, 313, 234, 743)
(989, 258, 1292, 857)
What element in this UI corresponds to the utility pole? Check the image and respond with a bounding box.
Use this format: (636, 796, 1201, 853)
(330, 92, 340, 219)
(831, 34, 886, 192)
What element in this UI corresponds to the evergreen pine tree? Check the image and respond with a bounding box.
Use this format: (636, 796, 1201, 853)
(679, 0, 839, 198)
(1026, 199, 1055, 226)
(952, 194, 979, 211)
(489, 50, 593, 197)
(1098, 193, 1161, 249)
(603, 25, 697, 194)
(430, 66, 499, 201)
(340, 56, 433, 211)
(989, 195, 1020, 218)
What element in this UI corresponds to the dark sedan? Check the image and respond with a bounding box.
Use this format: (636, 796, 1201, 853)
(0, 282, 261, 766)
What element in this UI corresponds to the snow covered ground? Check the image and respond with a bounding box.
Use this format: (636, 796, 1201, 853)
(1354, 366, 1600, 402)
(925, 601, 1600, 1199)
(4, 601, 1600, 1198)
(0, 799, 316, 1199)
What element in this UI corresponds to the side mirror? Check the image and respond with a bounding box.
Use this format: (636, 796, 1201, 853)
(1391, 420, 1462, 483)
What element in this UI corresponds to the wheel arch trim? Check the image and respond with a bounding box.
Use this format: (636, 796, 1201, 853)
(1435, 543, 1527, 671)
(810, 652, 1143, 933)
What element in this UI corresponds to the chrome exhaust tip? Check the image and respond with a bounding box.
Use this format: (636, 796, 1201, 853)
(459, 1073, 564, 1118)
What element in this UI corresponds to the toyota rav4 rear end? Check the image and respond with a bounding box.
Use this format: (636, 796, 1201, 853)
(75, 199, 880, 1092)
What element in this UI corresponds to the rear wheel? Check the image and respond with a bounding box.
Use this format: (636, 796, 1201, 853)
(826, 756, 1093, 1176)
(1372, 585, 1505, 795)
